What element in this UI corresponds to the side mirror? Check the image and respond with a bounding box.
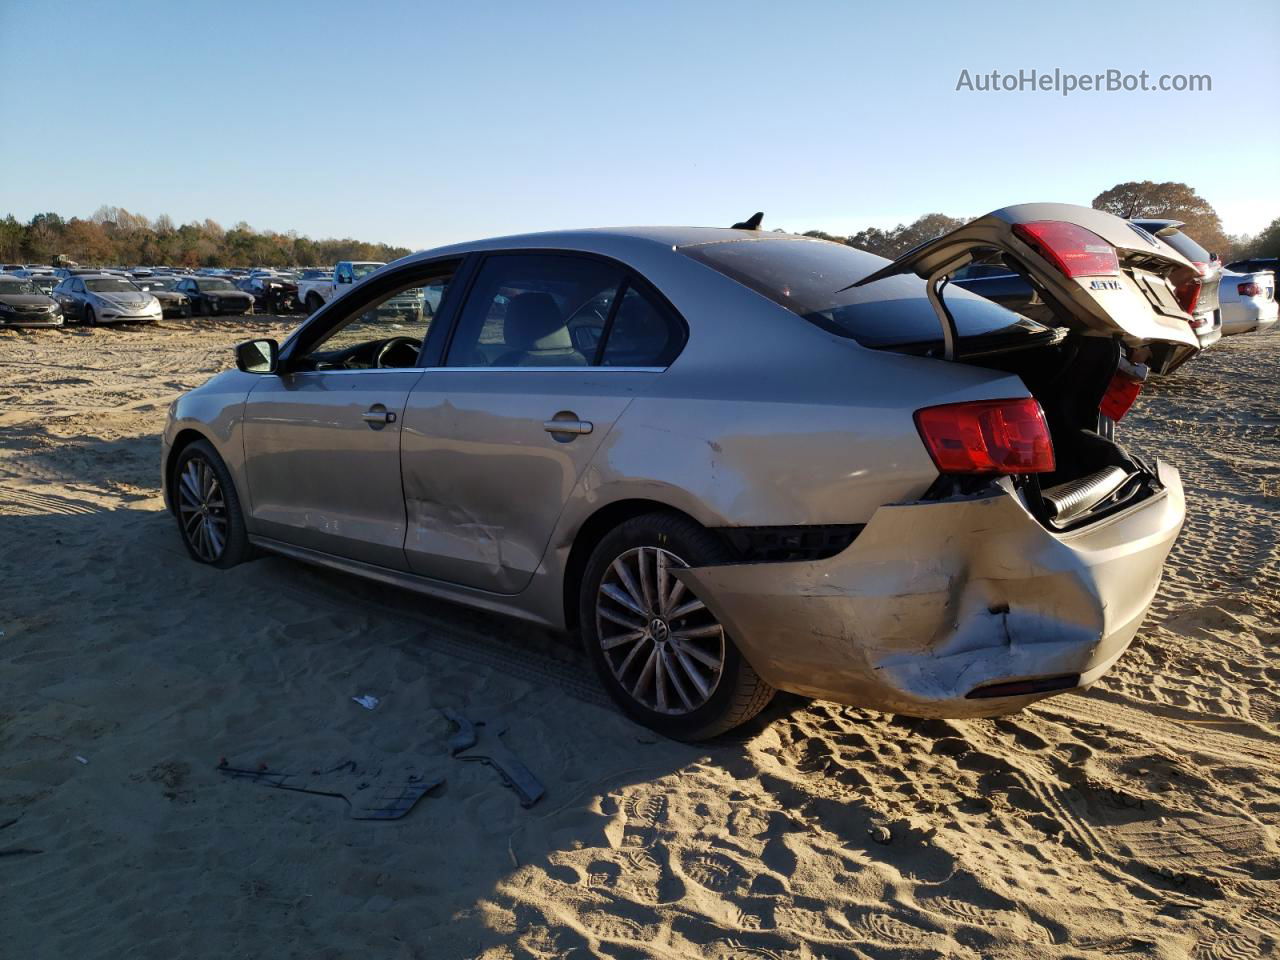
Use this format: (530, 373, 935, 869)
(338, 275, 351, 284)
(235, 338, 279, 374)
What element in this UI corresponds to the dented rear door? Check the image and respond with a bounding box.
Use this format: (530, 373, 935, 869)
(398, 369, 651, 593)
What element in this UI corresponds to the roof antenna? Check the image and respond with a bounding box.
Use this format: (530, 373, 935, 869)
(731, 211, 764, 231)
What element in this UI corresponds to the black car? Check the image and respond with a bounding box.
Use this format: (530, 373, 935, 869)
(173, 277, 254, 316)
(0, 274, 64, 328)
(132, 276, 191, 318)
(239, 274, 301, 314)
(1225, 256, 1279, 277)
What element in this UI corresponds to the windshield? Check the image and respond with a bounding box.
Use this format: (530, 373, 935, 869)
(0, 278, 38, 295)
(85, 278, 141, 293)
(352, 263, 382, 279)
(681, 236, 1042, 350)
(198, 279, 238, 291)
(138, 278, 174, 290)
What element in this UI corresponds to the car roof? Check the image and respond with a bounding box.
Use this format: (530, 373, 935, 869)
(394, 225, 804, 267)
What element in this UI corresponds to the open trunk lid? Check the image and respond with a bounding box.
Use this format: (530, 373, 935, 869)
(854, 203, 1200, 373)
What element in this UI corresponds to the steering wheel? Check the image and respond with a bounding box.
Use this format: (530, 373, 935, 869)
(374, 336, 423, 369)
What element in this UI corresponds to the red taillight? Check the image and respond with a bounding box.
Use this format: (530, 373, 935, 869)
(914, 398, 1055, 475)
(1100, 373, 1142, 421)
(1238, 281, 1262, 297)
(1012, 221, 1119, 278)
(1173, 270, 1203, 315)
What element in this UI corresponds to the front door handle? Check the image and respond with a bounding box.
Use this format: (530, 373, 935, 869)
(362, 405, 397, 428)
(543, 417, 593, 437)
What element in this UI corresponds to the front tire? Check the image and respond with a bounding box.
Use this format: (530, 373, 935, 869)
(579, 512, 775, 740)
(172, 439, 252, 569)
(83, 305, 97, 327)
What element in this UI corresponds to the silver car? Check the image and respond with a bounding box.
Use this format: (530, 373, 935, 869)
(52, 274, 162, 326)
(162, 203, 1199, 739)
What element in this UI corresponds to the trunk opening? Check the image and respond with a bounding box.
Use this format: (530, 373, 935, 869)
(907, 313, 1163, 530)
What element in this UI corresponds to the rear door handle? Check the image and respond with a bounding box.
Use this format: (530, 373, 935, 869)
(362, 405, 396, 428)
(543, 418, 593, 436)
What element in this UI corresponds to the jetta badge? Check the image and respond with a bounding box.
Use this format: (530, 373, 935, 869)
(1089, 279, 1123, 291)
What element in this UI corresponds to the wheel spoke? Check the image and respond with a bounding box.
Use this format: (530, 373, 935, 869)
(637, 547, 656, 615)
(665, 577, 687, 616)
(662, 648, 697, 710)
(668, 598, 706, 620)
(180, 466, 201, 501)
(601, 582, 647, 619)
(656, 550, 672, 616)
(610, 558, 648, 614)
(667, 645, 707, 702)
(601, 629, 645, 651)
(631, 646, 658, 699)
(672, 636, 722, 671)
(205, 519, 224, 556)
(654, 645, 669, 712)
(615, 635, 649, 678)
(599, 605, 646, 631)
(673, 623, 723, 640)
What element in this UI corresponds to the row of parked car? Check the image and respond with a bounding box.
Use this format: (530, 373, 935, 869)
(0, 263, 320, 327)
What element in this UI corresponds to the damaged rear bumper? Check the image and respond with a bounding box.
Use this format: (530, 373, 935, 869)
(676, 461, 1184, 718)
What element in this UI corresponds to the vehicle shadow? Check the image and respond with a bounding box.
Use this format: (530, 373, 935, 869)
(0, 477, 1215, 958)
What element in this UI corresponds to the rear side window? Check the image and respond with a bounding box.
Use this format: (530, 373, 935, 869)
(446, 254, 686, 368)
(681, 236, 1035, 349)
(599, 285, 682, 367)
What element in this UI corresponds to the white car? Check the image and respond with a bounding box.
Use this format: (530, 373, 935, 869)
(1219, 270, 1277, 335)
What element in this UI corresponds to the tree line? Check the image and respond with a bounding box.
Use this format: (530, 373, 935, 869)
(0, 206, 411, 268)
(2, 183, 1274, 270)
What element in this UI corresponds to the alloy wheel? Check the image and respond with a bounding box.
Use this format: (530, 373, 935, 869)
(177, 456, 228, 562)
(596, 546, 726, 715)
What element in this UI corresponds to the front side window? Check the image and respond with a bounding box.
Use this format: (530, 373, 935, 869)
(293, 263, 456, 371)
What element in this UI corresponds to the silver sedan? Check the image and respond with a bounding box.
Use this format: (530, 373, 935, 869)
(162, 203, 1198, 739)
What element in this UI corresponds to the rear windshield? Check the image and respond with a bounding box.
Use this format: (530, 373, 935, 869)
(680, 236, 1040, 349)
(1157, 230, 1212, 263)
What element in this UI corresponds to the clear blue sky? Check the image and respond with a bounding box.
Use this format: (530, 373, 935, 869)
(2, 0, 1276, 249)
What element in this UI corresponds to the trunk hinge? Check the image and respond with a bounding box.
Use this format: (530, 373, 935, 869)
(925, 260, 969, 361)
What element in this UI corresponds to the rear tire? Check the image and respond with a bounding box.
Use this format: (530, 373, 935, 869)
(306, 293, 324, 315)
(171, 439, 252, 569)
(579, 512, 775, 740)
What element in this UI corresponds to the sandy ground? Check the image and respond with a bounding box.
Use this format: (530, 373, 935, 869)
(1, 315, 1277, 960)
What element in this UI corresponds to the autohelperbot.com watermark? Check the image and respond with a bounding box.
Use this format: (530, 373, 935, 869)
(955, 68, 1212, 96)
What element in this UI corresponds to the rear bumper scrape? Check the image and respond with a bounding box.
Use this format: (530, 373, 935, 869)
(675, 461, 1184, 718)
